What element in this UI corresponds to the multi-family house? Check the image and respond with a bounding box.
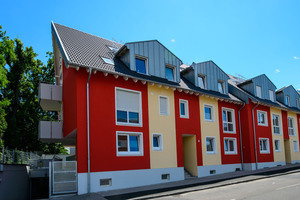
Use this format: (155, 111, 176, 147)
(38, 22, 300, 195)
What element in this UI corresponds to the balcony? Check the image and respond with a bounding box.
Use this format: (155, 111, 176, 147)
(39, 83, 62, 111)
(39, 121, 63, 143)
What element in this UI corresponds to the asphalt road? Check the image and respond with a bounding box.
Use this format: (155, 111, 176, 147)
(150, 171, 300, 200)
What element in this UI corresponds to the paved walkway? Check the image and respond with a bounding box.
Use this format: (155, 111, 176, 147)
(51, 163, 300, 200)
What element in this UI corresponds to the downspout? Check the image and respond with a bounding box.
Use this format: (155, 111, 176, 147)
(238, 103, 245, 171)
(251, 102, 260, 170)
(87, 69, 92, 193)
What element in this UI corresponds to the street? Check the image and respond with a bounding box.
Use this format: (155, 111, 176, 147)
(147, 172, 300, 200)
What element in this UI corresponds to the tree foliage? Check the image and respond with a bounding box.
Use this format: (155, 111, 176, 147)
(0, 25, 66, 154)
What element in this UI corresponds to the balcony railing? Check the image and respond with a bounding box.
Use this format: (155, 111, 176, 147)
(39, 83, 62, 111)
(39, 121, 63, 143)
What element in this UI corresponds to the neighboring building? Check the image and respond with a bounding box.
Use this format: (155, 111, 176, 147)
(38, 22, 300, 195)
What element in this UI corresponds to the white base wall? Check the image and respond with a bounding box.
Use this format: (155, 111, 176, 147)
(291, 160, 300, 164)
(78, 167, 184, 194)
(197, 164, 242, 177)
(244, 161, 286, 171)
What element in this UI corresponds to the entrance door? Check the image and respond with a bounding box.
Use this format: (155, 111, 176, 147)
(182, 135, 198, 177)
(284, 139, 291, 164)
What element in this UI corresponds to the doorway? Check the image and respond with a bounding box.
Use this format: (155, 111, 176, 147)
(284, 139, 291, 164)
(182, 135, 198, 178)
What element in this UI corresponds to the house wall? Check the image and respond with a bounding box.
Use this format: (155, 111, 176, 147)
(282, 110, 289, 140)
(287, 112, 300, 162)
(276, 86, 300, 108)
(147, 84, 177, 169)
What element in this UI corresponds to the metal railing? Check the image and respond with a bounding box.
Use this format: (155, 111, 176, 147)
(0, 147, 41, 165)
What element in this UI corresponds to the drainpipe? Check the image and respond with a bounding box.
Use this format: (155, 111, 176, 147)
(238, 103, 245, 171)
(87, 69, 92, 193)
(251, 102, 260, 170)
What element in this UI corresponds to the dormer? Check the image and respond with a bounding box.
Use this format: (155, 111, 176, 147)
(182, 61, 229, 95)
(276, 85, 300, 109)
(116, 40, 182, 83)
(238, 74, 276, 102)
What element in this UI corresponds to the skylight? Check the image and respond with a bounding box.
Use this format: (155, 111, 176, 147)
(108, 46, 119, 53)
(101, 57, 114, 65)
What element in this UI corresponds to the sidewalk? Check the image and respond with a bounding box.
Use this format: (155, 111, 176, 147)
(52, 163, 300, 200)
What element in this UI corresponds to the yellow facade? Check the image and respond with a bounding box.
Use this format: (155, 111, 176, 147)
(147, 84, 177, 169)
(270, 108, 285, 162)
(199, 96, 221, 166)
(287, 112, 300, 162)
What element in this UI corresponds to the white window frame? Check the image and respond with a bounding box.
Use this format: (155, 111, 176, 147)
(115, 87, 142, 127)
(269, 90, 274, 102)
(198, 75, 206, 89)
(179, 99, 189, 118)
(206, 136, 217, 154)
(165, 64, 176, 82)
(285, 95, 290, 106)
(116, 131, 143, 156)
(293, 140, 299, 152)
(224, 137, 237, 155)
(288, 117, 295, 136)
(256, 86, 262, 98)
(135, 55, 148, 75)
(272, 114, 281, 135)
(204, 104, 214, 122)
(159, 95, 169, 116)
(257, 110, 268, 126)
(259, 138, 270, 154)
(222, 108, 236, 133)
(152, 133, 163, 151)
(274, 139, 281, 152)
(218, 80, 225, 94)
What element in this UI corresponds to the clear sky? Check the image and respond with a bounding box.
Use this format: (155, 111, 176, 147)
(1, 0, 300, 90)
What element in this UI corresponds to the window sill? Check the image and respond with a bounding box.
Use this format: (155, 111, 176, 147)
(117, 152, 143, 156)
(205, 119, 214, 122)
(258, 123, 268, 127)
(152, 148, 163, 152)
(224, 152, 237, 155)
(180, 115, 189, 119)
(259, 151, 270, 154)
(223, 131, 236, 134)
(116, 122, 142, 127)
(206, 152, 217, 155)
(274, 150, 281, 153)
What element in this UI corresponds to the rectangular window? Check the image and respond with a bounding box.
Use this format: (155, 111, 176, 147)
(204, 105, 214, 121)
(218, 81, 225, 94)
(293, 140, 299, 152)
(116, 88, 141, 126)
(117, 132, 143, 156)
(269, 90, 274, 102)
(285, 95, 290, 106)
(222, 108, 235, 133)
(179, 99, 189, 118)
(198, 75, 206, 89)
(259, 138, 270, 154)
(288, 117, 295, 136)
(274, 139, 281, 152)
(224, 138, 237, 154)
(152, 133, 163, 151)
(159, 96, 169, 116)
(297, 99, 300, 109)
(165, 65, 175, 81)
(256, 86, 262, 98)
(135, 57, 147, 74)
(257, 110, 268, 126)
(206, 137, 216, 154)
(272, 114, 281, 135)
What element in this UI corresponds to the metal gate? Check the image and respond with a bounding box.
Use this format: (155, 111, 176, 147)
(49, 161, 77, 196)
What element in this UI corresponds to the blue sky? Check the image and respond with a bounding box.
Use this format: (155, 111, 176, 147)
(1, 0, 300, 90)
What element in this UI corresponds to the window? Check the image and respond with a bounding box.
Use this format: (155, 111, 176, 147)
(259, 138, 270, 154)
(101, 57, 114, 65)
(204, 105, 214, 121)
(198, 75, 206, 89)
(272, 114, 281, 135)
(288, 117, 295, 136)
(224, 138, 237, 154)
(107, 46, 119, 52)
(257, 110, 268, 126)
(116, 88, 141, 126)
(285, 95, 290, 106)
(256, 86, 262, 98)
(165, 65, 175, 81)
(297, 99, 299, 109)
(159, 96, 169, 116)
(269, 90, 274, 102)
(152, 133, 163, 151)
(222, 108, 235, 133)
(274, 139, 281, 152)
(293, 140, 299, 152)
(179, 99, 189, 118)
(206, 137, 216, 154)
(135, 57, 147, 74)
(218, 81, 225, 94)
(117, 132, 143, 156)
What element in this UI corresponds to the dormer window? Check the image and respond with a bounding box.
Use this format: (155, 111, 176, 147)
(165, 65, 175, 81)
(296, 99, 299, 108)
(285, 95, 290, 106)
(135, 57, 147, 74)
(269, 90, 274, 102)
(218, 81, 225, 94)
(256, 86, 262, 98)
(198, 75, 206, 89)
